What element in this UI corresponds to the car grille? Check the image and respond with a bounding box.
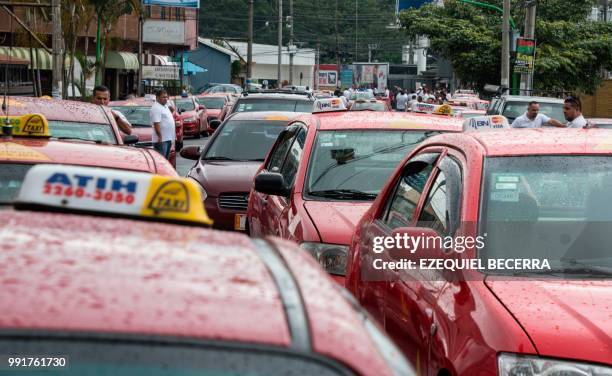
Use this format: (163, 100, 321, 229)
(218, 193, 249, 211)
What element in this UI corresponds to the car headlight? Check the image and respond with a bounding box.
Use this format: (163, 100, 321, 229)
(184, 117, 197, 122)
(186, 177, 207, 201)
(498, 353, 612, 376)
(300, 242, 348, 276)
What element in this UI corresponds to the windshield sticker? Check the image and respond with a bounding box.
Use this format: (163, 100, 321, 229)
(491, 191, 519, 202)
(496, 175, 519, 183)
(320, 142, 334, 147)
(495, 182, 517, 190)
(334, 134, 347, 138)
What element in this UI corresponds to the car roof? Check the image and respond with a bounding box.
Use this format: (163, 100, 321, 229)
(226, 111, 307, 121)
(239, 93, 313, 101)
(2, 97, 111, 124)
(0, 211, 394, 374)
(0, 138, 170, 174)
(109, 98, 156, 107)
(309, 111, 464, 132)
(498, 95, 564, 103)
(420, 128, 612, 156)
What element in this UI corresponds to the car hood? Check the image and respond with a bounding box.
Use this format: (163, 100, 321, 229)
(486, 278, 612, 364)
(303, 201, 371, 245)
(193, 161, 262, 197)
(181, 111, 198, 119)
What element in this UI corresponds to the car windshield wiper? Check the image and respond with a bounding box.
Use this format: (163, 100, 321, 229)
(54, 137, 105, 144)
(554, 258, 612, 277)
(309, 189, 377, 200)
(202, 156, 237, 161)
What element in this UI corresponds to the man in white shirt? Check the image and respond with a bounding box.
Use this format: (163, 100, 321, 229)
(384, 86, 390, 97)
(561, 96, 587, 128)
(149, 89, 176, 160)
(396, 91, 409, 111)
(512, 101, 569, 128)
(410, 96, 423, 112)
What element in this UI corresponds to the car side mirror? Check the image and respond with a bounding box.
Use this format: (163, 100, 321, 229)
(209, 119, 221, 130)
(179, 145, 201, 160)
(254, 172, 288, 197)
(198, 105, 205, 111)
(122, 134, 139, 145)
(178, 108, 186, 114)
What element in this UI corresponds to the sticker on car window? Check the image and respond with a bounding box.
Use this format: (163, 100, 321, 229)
(320, 142, 334, 147)
(491, 191, 519, 202)
(495, 182, 517, 190)
(334, 134, 347, 138)
(497, 175, 519, 183)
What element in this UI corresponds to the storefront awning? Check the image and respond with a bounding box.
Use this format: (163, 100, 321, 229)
(0, 47, 52, 70)
(106, 51, 139, 70)
(183, 61, 207, 75)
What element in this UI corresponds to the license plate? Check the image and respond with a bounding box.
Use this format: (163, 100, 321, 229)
(234, 214, 246, 231)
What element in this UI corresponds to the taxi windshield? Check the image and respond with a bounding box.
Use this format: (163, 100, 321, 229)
(306, 130, 432, 200)
(111, 106, 151, 127)
(0, 163, 31, 204)
(48, 120, 117, 144)
(0, 338, 349, 375)
(176, 99, 196, 112)
(351, 102, 386, 111)
(204, 120, 287, 162)
(197, 97, 225, 109)
(233, 99, 314, 114)
(480, 156, 612, 278)
(503, 101, 564, 122)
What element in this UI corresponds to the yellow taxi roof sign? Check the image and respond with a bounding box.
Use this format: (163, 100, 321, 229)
(16, 165, 213, 226)
(463, 115, 510, 132)
(2, 114, 50, 137)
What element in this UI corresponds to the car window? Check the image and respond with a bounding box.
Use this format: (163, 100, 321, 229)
(233, 99, 313, 114)
(111, 106, 151, 127)
(0, 163, 32, 204)
(196, 97, 225, 109)
(48, 120, 117, 144)
(266, 126, 300, 172)
(175, 99, 196, 112)
(503, 101, 564, 122)
(279, 128, 306, 187)
(0, 338, 351, 375)
(203, 120, 288, 161)
(383, 154, 439, 229)
(416, 157, 462, 236)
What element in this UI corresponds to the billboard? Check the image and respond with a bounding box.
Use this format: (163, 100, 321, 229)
(318, 70, 338, 87)
(352, 63, 389, 92)
(143, 20, 185, 44)
(397, 0, 435, 12)
(143, 65, 179, 80)
(143, 0, 199, 8)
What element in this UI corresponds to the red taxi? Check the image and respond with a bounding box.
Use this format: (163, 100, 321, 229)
(346, 116, 612, 375)
(171, 95, 208, 138)
(0, 164, 414, 376)
(110, 97, 185, 164)
(0, 113, 176, 204)
(247, 106, 463, 283)
(181, 111, 303, 232)
(195, 93, 231, 135)
(1, 96, 135, 145)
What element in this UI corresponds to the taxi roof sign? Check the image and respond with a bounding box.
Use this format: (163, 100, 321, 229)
(463, 115, 510, 132)
(15, 165, 213, 226)
(313, 98, 347, 113)
(2, 114, 50, 137)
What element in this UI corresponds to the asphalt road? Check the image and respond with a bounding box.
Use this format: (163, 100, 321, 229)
(176, 136, 210, 176)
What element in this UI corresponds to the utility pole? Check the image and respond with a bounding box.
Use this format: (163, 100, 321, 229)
(51, 0, 62, 98)
(354, 0, 358, 61)
(335, 0, 340, 87)
(277, 0, 282, 86)
(501, 0, 510, 90)
(315, 42, 320, 90)
(288, 0, 294, 85)
(138, 3, 144, 96)
(521, 1, 536, 94)
(247, 0, 253, 85)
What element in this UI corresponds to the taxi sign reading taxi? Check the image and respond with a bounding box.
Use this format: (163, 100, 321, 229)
(16, 165, 213, 226)
(463, 115, 510, 132)
(313, 98, 347, 113)
(1, 114, 50, 137)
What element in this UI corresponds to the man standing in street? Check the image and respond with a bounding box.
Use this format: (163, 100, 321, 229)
(512, 100, 577, 128)
(91, 85, 132, 135)
(149, 89, 175, 160)
(396, 90, 409, 112)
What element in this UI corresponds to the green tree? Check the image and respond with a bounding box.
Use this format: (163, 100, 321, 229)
(399, 0, 612, 94)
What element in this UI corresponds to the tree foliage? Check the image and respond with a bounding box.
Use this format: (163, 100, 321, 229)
(399, 0, 612, 94)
